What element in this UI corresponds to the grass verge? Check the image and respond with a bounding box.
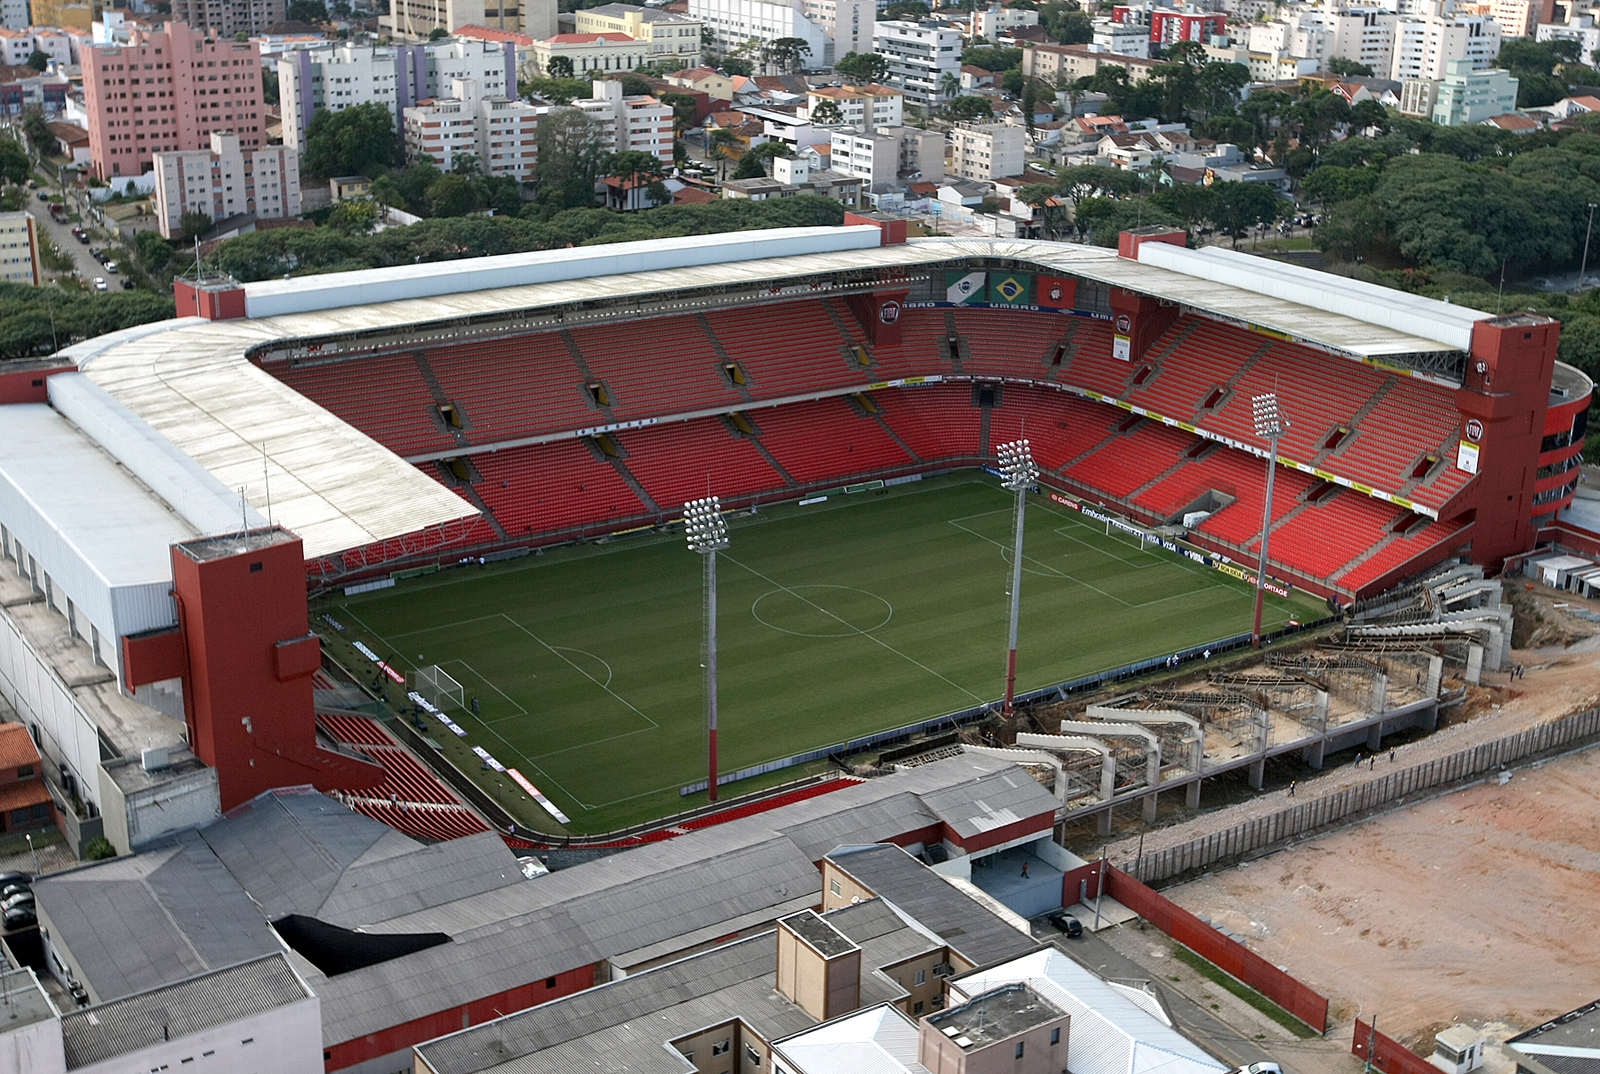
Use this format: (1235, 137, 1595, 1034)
(1171, 943, 1320, 1039)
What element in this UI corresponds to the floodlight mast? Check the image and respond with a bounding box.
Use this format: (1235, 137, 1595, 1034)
(684, 496, 729, 801)
(1251, 394, 1286, 649)
(997, 439, 1040, 718)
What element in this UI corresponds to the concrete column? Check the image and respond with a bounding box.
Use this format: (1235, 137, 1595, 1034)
(1427, 654, 1443, 697)
(1369, 672, 1388, 714)
(1248, 757, 1265, 790)
(1465, 644, 1483, 685)
(1367, 719, 1383, 751)
(1097, 803, 1113, 837)
(1313, 690, 1329, 732)
(1301, 736, 1325, 769)
(1186, 776, 1201, 810)
(1141, 790, 1156, 824)
(1420, 702, 1439, 732)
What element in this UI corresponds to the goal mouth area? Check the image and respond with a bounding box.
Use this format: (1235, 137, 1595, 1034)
(411, 664, 465, 711)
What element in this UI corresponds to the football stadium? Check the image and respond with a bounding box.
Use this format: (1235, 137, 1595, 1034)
(0, 221, 1591, 846)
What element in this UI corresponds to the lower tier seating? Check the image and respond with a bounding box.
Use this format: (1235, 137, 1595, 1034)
(751, 397, 912, 484)
(471, 439, 646, 535)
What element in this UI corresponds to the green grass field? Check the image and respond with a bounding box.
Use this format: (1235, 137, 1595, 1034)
(324, 474, 1319, 833)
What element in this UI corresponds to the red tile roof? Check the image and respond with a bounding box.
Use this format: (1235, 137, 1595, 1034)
(0, 726, 39, 772)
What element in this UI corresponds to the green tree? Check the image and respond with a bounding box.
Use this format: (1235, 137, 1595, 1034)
(1038, 1, 1093, 44)
(707, 127, 737, 178)
(132, 229, 175, 277)
(834, 50, 890, 83)
(287, 0, 326, 21)
(765, 36, 811, 73)
(1326, 56, 1374, 76)
(428, 26, 449, 40)
(961, 47, 1023, 72)
(425, 172, 479, 216)
(731, 140, 790, 179)
(22, 111, 52, 157)
(520, 75, 591, 104)
(301, 102, 402, 178)
(947, 94, 993, 121)
(810, 98, 844, 125)
(882, 0, 928, 17)
(1016, 183, 1066, 238)
(1347, 98, 1390, 135)
(546, 54, 574, 78)
(327, 197, 381, 233)
(180, 209, 212, 240)
(0, 137, 28, 185)
(938, 71, 961, 104)
(26, 49, 48, 72)
(262, 67, 279, 106)
(1210, 181, 1283, 245)
(536, 108, 607, 205)
(604, 149, 667, 206)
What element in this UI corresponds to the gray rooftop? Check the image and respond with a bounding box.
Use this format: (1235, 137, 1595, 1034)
(783, 910, 858, 959)
(928, 983, 1064, 1049)
(1510, 998, 1600, 1055)
(0, 405, 195, 588)
(826, 844, 1038, 969)
(59, 954, 312, 1070)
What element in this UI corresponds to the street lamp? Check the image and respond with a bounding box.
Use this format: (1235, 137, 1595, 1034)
(1251, 393, 1287, 648)
(1581, 202, 1597, 290)
(24, 832, 38, 878)
(684, 495, 729, 802)
(997, 438, 1040, 717)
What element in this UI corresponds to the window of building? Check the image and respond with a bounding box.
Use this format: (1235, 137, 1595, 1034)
(1016, 1042, 1025, 1058)
(712, 1039, 731, 1056)
(18, 766, 32, 779)
(1051, 1028, 1061, 1045)
(745, 1044, 761, 1065)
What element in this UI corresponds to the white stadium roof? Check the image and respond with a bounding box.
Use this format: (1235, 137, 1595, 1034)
(59, 229, 1486, 561)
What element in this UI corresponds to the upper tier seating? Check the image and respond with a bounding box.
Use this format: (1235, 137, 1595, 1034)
(275, 354, 456, 457)
(1174, 452, 1318, 545)
(703, 302, 860, 400)
(948, 309, 1076, 377)
(425, 334, 598, 445)
(751, 397, 912, 484)
(1253, 491, 1414, 579)
(568, 315, 742, 419)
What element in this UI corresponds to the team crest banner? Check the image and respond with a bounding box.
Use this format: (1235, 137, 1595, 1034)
(946, 271, 987, 304)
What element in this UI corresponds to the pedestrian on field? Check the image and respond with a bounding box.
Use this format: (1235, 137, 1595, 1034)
(1354, 752, 1362, 766)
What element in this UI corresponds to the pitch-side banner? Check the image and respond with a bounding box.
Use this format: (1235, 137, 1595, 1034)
(946, 271, 987, 304)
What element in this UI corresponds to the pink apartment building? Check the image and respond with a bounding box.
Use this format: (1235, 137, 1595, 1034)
(84, 21, 265, 179)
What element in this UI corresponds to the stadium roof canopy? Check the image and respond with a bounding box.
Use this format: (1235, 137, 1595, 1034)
(61, 229, 1486, 559)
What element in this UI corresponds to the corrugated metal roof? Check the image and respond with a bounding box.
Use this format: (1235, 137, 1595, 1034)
(773, 1004, 933, 1074)
(60, 954, 311, 1069)
(826, 845, 1038, 969)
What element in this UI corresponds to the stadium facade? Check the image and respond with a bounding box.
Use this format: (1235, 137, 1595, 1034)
(0, 224, 1592, 862)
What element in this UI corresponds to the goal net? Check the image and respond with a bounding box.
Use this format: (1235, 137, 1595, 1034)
(411, 665, 465, 710)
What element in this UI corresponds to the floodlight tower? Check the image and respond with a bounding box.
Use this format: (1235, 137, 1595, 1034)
(684, 496, 729, 801)
(998, 439, 1040, 717)
(1251, 393, 1287, 648)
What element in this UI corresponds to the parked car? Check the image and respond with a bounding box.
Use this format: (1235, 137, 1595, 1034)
(1045, 909, 1083, 938)
(1237, 1063, 1282, 1074)
(2, 905, 36, 931)
(0, 891, 32, 914)
(0, 880, 28, 900)
(0, 872, 30, 889)
(93, 277, 107, 291)
(105, 262, 118, 274)
(121, 279, 134, 290)
(36, 191, 48, 202)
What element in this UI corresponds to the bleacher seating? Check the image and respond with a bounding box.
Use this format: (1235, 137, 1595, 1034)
(949, 309, 1073, 377)
(985, 390, 1127, 473)
(568, 315, 742, 419)
(317, 713, 493, 842)
(347, 799, 491, 841)
(319, 713, 395, 747)
(1331, 376, 1472, 510)
(871, 308, 950, 380)
(1065, 420, 1202, 498)
(619, 418, 785, 509)
(471, 439, 646, 535)
(876, 385, 983, 460)
(1174, 452, 1318, 544)
(425, 333, 598, 444)
(1126, 317, 1266, 424)
(703, 303, 859, 400)
(1256, 491, 1413, 579)
(275, 354, 456, 457)
(1337, 517, 1466, 591)
(751, 398, 911, 484)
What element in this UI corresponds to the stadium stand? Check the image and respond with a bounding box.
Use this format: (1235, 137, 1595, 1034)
(1256, 490, 1416, 580)
(1336, 516, 1466, 591)
(875, 385, 985, 461)
(424, 334, 599, 444)
(947, 308, 1074, 377)
(567, 316, 744, 418)
(273, 353, 456, 457)
(317, 713, 493, 840)
(702, 302, 861, 400)
(470, 438, 647, 535)
(985, 389, 1126, 472)
(618, 417, 786, 508)
(751, 397, 912, 483)
(1064, 420, 1202, 499)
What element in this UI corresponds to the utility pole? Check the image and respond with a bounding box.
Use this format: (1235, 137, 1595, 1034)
(1582, 203, 1597, 290)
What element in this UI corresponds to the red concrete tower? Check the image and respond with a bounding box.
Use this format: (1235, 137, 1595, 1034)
(1456, 313, 1559, 569)
(127, 527, 383, 811)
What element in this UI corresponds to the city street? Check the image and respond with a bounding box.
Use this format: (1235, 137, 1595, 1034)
(26, 169, 127, 289)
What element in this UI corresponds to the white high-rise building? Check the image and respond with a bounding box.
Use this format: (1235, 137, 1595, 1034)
(1390, 8, 1501, 82)
(872, 19, 961, 106)
(948, 121, 1024, 180)
(0, 0, 27, 31)
(278, 38, 516, 151)
(689, 0, 871, 69)
(403, 76, 544, 179)
(1537, 14, 1600, 65)
(575, 78, 674, 163)
(152, 132, 300, 239)
(0, 211, 39, 285)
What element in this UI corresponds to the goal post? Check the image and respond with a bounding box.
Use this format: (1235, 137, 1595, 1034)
(411, 664, 465, 710)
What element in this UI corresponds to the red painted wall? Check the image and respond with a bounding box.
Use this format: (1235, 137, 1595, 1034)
(1353, 1018, 1440, 1074)
(121, 627, 187, 688)
(1456, 316, 1559, 567)
(1117, 228, 1185, 260)
(170, 528, 383, 810)
(1108, 287, 1182, 365)
(0, 363, 74, 404)
(174, 277, 247, 320)
(949, 811, 1055, 854)
(324, 963, 598, 1071)
(845, 289, 911, 347)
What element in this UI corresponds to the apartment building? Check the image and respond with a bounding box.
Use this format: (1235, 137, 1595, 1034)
(150, 131, 299, 237)
(0, 27, 33, 65)
(1021, 42, 1158, 86)
(0, 211, 38, 285)
(574, 4, 702, 68)
(1492, 0, 1554, 37)
(171, 0, 285, 41)
(1112, 4, 1225, 44)
(949, 120, 1024, 180)
(383, 0, 528, 43)
(29, 27, 75, 66)
(1390, 8, 1501, 82)
(84, 22, 265, 179)
(29, 0, 93, 31)
(278, 37, 516, 150)
(829, 123, 939, 185)
(403, 76, 543, 178)
(576, 77, 674, 163)
(1431, 57, 1518, 124)
(971, 4, 1039, 41)
(872, 19, 961, 105)
(529, 32, 652, 76)
(807, 83, 903, 127)
(1093, 17, 1151, 57)
(0, 0, 25, 31)
(690, 0, 870, 70)
(1537, 14, 1600, 65)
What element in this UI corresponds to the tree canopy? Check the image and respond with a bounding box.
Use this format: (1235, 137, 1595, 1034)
(834, 51, 889, 83)
(301, 102, 402, 178)
(0, 284, 175, 360)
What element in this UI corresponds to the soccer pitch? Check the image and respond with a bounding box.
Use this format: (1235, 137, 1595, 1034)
(326, 474, 1319, 833)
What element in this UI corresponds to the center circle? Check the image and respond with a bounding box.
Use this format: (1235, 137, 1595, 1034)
(751, 585, 894, 637)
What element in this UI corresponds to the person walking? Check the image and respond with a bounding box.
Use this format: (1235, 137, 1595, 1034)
(1020, 862, 1029, 879)
(1288, 780, 1296, 797)
(1389, 749, 1395, 762)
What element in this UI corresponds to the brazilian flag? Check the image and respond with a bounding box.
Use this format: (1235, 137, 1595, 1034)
(989, 272, 1034, 306)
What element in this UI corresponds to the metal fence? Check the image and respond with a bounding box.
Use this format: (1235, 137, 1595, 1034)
(1128, 707, 1600, 884)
